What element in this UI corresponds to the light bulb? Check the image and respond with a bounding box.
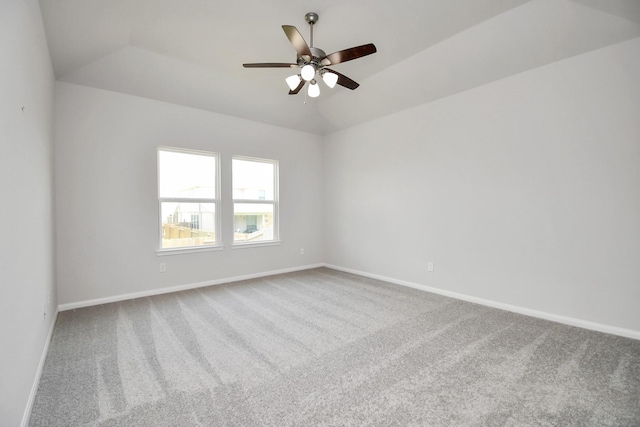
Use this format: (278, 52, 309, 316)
(308, 81, 320, 98)
(322, 72, 338, 89)
(285, 74, 301, 91)
(301, 64, 316, 81)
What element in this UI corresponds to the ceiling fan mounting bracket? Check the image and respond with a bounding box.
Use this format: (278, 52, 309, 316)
(305, 12, 319, 25)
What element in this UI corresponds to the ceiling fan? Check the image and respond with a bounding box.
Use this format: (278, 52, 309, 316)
(243, 12, 377, 98)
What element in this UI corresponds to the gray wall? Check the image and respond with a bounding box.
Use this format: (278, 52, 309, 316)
(0, 0, 56, 425)
(323, 38, 640, 333)
(54, 82, 324, 305)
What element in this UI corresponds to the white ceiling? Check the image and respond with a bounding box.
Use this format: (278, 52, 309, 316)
(39, 0, 640, 135)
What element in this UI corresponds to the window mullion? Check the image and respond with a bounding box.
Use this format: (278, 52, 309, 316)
(232, 199, 273, 204)
(160, 197, 217, 204)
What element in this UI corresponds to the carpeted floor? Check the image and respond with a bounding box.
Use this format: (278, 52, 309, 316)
(30, 268, 640, 426)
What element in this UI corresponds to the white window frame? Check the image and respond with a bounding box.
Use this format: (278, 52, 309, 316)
(157, 147, 222, 254)
(232, 155, 279, 247)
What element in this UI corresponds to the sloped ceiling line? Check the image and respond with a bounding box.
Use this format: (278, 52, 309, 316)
(40, 0, 640, 135)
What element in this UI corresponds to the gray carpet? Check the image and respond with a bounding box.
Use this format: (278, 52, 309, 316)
(30, 268, 640, 426)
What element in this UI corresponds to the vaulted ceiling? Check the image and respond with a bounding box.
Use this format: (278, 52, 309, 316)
(39, 0, 640, 135)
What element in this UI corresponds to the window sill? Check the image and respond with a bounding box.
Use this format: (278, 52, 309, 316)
(232, 240, 281, 250)
(156, 245, 224, 256)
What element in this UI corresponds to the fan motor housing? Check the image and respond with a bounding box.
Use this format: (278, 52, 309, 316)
(309, 47, 326, 60)
(298, 47, 326, 68)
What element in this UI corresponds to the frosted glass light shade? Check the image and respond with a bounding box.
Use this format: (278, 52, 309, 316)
(308, 81, 320, 98)
(301, 64, 316, 81)
(285, 74, 301, 91)
(322, 72, 338, 88)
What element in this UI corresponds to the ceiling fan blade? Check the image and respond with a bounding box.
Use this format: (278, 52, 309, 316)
(320, 43, 377, 66)
(324, 69, 359, 90)
(282, 25, 312, 58)
(289, 79, 305, 95)
(243, 63, 297, 68)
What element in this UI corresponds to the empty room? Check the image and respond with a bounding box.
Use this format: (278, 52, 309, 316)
(2, 0, 639, 425)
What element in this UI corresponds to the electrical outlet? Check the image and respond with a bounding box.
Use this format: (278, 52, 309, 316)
(159, 263, 167, 273)
(427, 262, 434, 272)
(300, 248, 305, 255)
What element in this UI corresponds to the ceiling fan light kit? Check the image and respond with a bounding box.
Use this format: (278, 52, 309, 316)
(285, 74, 302, 91)
(308, 80, 320, 98)
(321, 70, 338, 88)
(301, 64, 316, 81)
(243, 12, 377, 98)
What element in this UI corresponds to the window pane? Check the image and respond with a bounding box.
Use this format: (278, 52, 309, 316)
(234, 203, 274, 242)
(161, 202, 215, 248)
(159, 150, 216, 198)
(232, 159, 274, 200)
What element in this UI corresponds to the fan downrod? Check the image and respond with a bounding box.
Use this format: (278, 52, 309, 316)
(305, 12, 319, 47)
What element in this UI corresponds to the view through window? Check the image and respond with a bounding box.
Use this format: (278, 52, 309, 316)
(158, 148, 219, 250)
(233, 157, 278, 244)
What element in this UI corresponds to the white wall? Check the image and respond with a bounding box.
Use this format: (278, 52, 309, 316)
(324, 38, 640, 334)
(0, 0, 56, 425)
(55, 83, 323, 305)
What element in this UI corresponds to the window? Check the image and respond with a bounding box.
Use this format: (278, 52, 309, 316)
(158, 147, 219, 250)
(233, 156, 278, 244)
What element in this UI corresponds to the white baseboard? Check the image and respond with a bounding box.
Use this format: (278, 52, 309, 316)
(325, 264, 640, 341)
(21, 308, 59, 427)
(58, 263, 325, 311)
(57, 261, 640, 341)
